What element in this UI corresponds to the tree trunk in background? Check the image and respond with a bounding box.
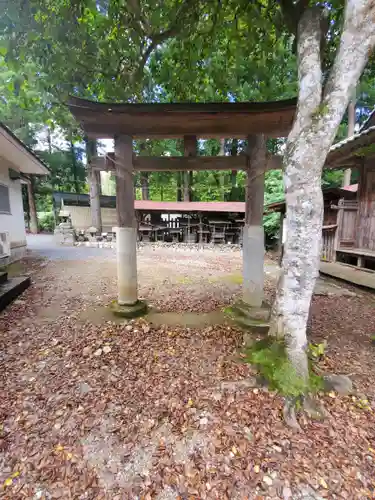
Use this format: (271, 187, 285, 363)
(230, 139, 238, 200)
(47, 127, 52, 155)
(219, 138, 225, 156)
(183, 135, 197, 202)
(177, 172, 182, 201)
(342, 98, 356, 186)
(183, 171, 190, 201)
(86, 138, 102, 233)
(138, 141, 150, 201)
(270, 2, 375, 386)
(70, 141, 80, 194)
(27, 178, 38, 234)
(189, 170, 194, 201)
(219, 138, 225, 201)
(141, 172, 150, 200)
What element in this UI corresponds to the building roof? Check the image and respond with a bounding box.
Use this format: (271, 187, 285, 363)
(326, 126, 375, 167)
(265, 186, 357, 213)
(135, 200, 245, 213)
(53, 192, 246, 213)
(359, 108, 375, 131)
(68, 96, 297, 139)
(0, 123, 50, 175)
(342, 183, 358, 192)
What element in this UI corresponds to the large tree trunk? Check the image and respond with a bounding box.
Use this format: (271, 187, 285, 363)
(141, 172, 150, 200)
(270, 1, 375, 385)
(27, 178, 38, 234)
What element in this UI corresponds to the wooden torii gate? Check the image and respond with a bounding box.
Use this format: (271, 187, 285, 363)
(68, 97, 296, 317)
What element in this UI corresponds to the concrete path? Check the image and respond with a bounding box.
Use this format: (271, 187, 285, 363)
(26, 235, 360, 298)
(26, 234, 115, 261)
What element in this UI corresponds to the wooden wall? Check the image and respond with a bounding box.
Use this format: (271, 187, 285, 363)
(356, 159, 375, 251)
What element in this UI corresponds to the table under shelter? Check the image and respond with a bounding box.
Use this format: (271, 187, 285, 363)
(68, 97, 296, 317)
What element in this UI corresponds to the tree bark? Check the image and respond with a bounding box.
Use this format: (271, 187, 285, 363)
(27, 178, 38, 234)
(141, 172, 150, 200)
(342, 98, 356, 186)
(86, 138, 102, 233)
(270, 1, 375, 384)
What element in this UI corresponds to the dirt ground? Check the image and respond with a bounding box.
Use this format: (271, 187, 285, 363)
(0, 244, 375, 499)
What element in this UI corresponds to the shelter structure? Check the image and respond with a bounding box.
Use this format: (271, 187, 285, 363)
(68, 97, 296, 316)
(53, 192, 246, 243)
(266, 186, 357, 262)
(324, 113, 375, 269)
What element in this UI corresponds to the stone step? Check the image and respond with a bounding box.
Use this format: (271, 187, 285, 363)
(0, 271, 8, 285)
(0, 276, 31, 312)
(235, 315, 270, 334)
(231, 301, 270, 322)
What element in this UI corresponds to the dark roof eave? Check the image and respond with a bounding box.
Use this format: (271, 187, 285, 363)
(68, 96, 297, 114)
(327, 126, 375, 167)
(0, 122, 50, 174)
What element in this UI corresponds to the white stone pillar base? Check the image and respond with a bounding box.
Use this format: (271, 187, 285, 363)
(117, 227, 138, 305)
(242, 224, 264, 307)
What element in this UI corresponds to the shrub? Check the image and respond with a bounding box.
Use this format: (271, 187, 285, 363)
(244, 338, 322, 397)
(308, 341, 327, 361)
(38, 212, 55, 232)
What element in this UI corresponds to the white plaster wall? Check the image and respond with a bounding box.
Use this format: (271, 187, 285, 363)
(0, 161, 27, 259)
(66, 205, 117, 232)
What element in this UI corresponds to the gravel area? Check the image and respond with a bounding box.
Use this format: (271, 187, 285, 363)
(0, 241, 374, 499)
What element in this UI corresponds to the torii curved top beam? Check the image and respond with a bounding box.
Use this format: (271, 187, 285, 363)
(68, 96, 297, 139)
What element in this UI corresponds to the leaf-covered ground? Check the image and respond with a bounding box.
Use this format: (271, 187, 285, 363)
(0, 246, 374, 499)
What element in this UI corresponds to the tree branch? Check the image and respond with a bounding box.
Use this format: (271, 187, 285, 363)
(318, 0, 375, 141)
(131, 0, 205, 81)
(279, 0, 310, 35)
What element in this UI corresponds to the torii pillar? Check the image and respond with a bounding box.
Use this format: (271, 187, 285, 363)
(242, 134, 266, 308)
(110, 134, 147, 317)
